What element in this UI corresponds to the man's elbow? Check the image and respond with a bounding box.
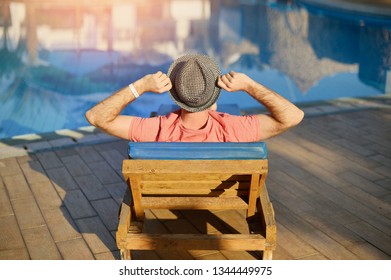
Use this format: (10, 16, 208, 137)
(286, 109, 305, 129)
(85, 110, 97, 126)
(293, 109, 305, 126)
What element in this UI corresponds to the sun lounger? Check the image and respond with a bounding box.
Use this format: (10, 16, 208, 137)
(116, 141, 276, 260)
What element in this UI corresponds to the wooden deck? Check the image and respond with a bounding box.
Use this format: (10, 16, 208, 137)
(1, 103, 391, 260)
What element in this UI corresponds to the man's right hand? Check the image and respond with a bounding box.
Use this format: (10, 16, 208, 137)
(136, 71, 172, 94)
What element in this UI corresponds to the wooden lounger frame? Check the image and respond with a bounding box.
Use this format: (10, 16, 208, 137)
(116, 158, 276, 259)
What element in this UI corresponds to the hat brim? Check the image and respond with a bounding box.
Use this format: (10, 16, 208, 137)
(167, 54, 221, 112)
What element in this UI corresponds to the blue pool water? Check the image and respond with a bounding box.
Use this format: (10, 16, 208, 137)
(0, 0, 390, 139)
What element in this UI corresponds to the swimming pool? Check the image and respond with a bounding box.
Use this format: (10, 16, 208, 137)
(0, 0, 390, 139)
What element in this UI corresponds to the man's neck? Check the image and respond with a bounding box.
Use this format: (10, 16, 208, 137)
(180, 109, 209, 130)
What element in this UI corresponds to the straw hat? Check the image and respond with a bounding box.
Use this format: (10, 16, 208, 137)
(167, 54, 221, 112)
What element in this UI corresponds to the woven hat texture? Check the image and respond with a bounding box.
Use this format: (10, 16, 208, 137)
(167, 54, 221, 112)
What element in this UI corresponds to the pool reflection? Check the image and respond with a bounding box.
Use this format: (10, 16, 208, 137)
(0, 0, 390, 139)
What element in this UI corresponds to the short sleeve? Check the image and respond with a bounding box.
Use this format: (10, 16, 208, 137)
(223, 114, 260, 142)
(128, 117, 161, 142)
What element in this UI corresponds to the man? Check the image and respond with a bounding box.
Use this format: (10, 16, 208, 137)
(85, 54, 304, 141)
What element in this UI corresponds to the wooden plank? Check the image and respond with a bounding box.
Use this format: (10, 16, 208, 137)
(0, 157, 22, 177)
(269, 136, 348, 175)
(301, 193, 358, 221)
(247, 174, 261, 216)
(75, 216, 118, 254)
(163, 213, 201, 235)
(300, 210, 363, 248)
(0, 248, 30, 260)
(267, 179, 314, 213)
(19, 161, 51, 184)
(298, 253, 329, 260)
(269, 136, 385, 182)
(376, 179, 391, 192)
(268, 157, 312, 181)
(3, 174, 33, 200)
(272, 200, 359, 260)
(46, 167, 79, 192)
(331, 138, 376, 157)
(291, 124, 382, 171)
(338, 170, 390, 197)
(348, 242, 391, 260)
(123, 160, 267, 174)
(151, 214, 206, 258)
(0, 215, 26, 251)
(258, 186, 276, 249)
(75, 146, 104, 163)
(0, 184, 14, 217)
(95, 251, 120, 260)
(219, 250, 257, 260)
(16, 154, 37, 164)
(143, 188, 249, 197)
(194, 251, 228, 260)
(300, 127, 378, 168)
(36, 151, 63, 170)
(274, 222, 318, 260)
(59, 189, 96, 219)
(11, 197, 46, 230)
(139, 174, 251, 182)
(129, 250, 161, 260)
(181, 210, 232, 234)
(42, 207, 81, 242)
(103, 182, 127, 205)
(150, 208, 183, 220)
(99, 149, 126, 171)
(54, 147, 78, 158)
(144, 210, 195, 260)
(91, 198, 119, 231)
(268, 170, 313, 197)
(74, 174, 111, 201)
(22, 226, 62, 260)
(366, 143, 391, 159)
(271, 244, 295, 260)
(117, 188, 134, 249)
(125, 233, 266, 251)
(345, 221, 391, 256)
(29, 181, 63, 210)
(141, 180, 250, 190)
(60, 155, 92, 177)
(141, 179, 250, 196)
(56, 238, 95, 260)
(212, 209, 252, 235)
(88, 161, 123, 185)
(128, 175, 144, 221)
(141, 197, 249, 210)
(301, 177, 391, 235)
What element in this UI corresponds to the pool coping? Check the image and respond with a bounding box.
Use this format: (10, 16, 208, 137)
(1, 95, 390, 160)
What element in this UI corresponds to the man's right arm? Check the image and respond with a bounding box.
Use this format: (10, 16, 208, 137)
(218, 71, 304, 140)
(85, 71, 171, 140)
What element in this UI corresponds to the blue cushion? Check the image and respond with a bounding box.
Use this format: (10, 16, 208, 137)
(157, 104, 241, 116)
(128, 142, 267, 160)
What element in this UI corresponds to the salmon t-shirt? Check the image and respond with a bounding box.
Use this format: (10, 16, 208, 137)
(128, 110, 260, 142)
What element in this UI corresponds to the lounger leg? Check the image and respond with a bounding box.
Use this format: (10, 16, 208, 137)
(263, 250, 273, 260)
(120, 249, 132, 260)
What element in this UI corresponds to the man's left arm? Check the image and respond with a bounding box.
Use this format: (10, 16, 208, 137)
(85, 71, 171, 140)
